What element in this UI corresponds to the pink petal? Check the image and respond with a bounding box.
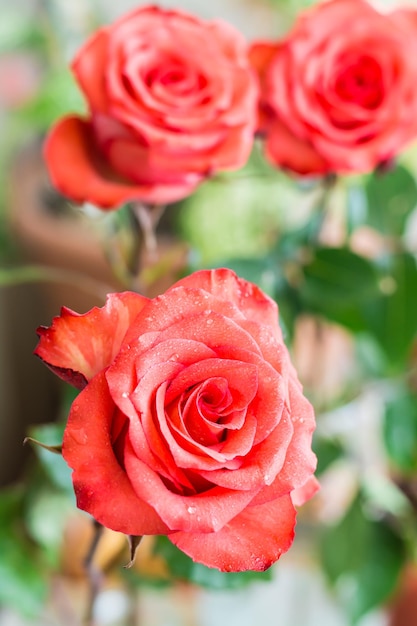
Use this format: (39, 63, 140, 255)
(44, 116, 198, 208)
(72, 29, 109, 113)
(62, 371, 168, 535)
(124, 438, 258, 533)
(291, 475, 320, 507)
(249, 41, 280, 82)
(35, 291, 148, 387)
(172, 269, 281, 334)
(265, 117, 329, 175)
(169, 493, 296, 572)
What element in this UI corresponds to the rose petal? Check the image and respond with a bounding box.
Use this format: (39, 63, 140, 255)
(44, 116, 200, 208)
(72, 29, 109, 113)
(291, 475, 320, 506)
(123, 438, 259, 533)
(169, 493, 296, 572)
(172, 268, 281, 334)
(265, 117, 329, 175)
(35, 291, 148, 387)
(62, 371, 168, 535)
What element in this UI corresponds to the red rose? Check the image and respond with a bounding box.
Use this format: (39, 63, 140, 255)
(250, 0, 417, 175)
(44, 6, 258, 210)
(35, 269, 318, 572)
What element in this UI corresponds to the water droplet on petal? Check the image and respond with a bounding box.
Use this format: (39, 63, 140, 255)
(187, 506, 197, 514)
(122, 392, 129, 399)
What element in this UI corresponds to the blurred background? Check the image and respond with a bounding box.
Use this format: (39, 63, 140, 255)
(2, 0, 417, 625)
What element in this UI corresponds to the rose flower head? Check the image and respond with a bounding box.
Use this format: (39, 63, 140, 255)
(34, 269, 318, 572)
(44, 6, 259, 210)
(250, 0, 417, 176)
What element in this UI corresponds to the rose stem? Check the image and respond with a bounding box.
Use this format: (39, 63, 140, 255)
(131, 202, 166, 266)
(82, 519, 104, 626)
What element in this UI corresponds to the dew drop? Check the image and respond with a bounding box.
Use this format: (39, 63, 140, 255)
(206, 318, 213, 325)
(187, 506, 197, 514)
(72, 428, 88, 445)
(122, 392, 129, 399)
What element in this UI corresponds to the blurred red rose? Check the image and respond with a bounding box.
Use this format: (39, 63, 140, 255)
(250, 0, 417, 175)
(35, 269, 318, 572)
(44, 6, 258, 210)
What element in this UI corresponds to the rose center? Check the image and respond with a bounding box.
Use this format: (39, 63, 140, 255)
(335, 55, 383, 108)
(179, 377, 243, 446)
(143, 59, 207, 97)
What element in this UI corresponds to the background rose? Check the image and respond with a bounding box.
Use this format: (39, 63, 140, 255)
(35, 269, 318, 572)
(44, 6, 258, 209)
(250, 0, 417, 176)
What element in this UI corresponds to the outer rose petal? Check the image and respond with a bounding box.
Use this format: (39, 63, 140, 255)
(249, 42, 279, 81)
(35, 291, 148, 387)
(265, 118, 328, 176)
(44, 116, 202, 209)
(72, 29, 109, 113)
(169, 494, 296, 572)
(63, 370, 168, 535)
(291, 476, 320, 507)
(172, 268, 282, 337)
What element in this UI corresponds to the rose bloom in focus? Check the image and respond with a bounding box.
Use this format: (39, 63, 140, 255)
(44, 5, 258, 210)
(35, 269, 318, 572)
(250, 0, 417, 176)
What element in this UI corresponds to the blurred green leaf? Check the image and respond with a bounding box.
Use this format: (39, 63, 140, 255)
(154, 536, 273, 589)
(300, 247, 379, 331)
(28, 423, 73, 496)
(321, 494, 406, 623)
(363, 253, 417, 369)
(365, 165, 417, 236)
(14, 69, 85, 131)
(0, 487, 47, 616)
(25, 487, 73, 568)
(0, 10, 44, 52)
(383, 386, 417, 473)
(362, 474, 411, 518)
(312, 436, 345, 476)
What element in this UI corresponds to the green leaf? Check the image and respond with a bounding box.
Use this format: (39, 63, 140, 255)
(0, 540, 47, 617)
(300, 247, 379, 332)
(363, 253, 417, 369)
(365, 165, 417, 236)
(25, 488, 73, 568)
(383, 386, 417, 473)
(14, 69, 85, 131)
(0, 10, 44, 52)
(312, 435, 345, 476)
(153, 536, 273, 589)
(320, 494, 406, 623)
(0, 487, 47, 616)
(28, 423, 73, 496)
